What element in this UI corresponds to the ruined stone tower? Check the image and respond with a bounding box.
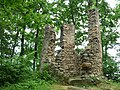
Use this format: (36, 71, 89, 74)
(55, 24, 78, 79)
(80, 9, 103, 77)
(69, 9, 103, 85)
(41, 9, 103, 84)
(87, 9, 103, 76)
(40, 25, 56, 72)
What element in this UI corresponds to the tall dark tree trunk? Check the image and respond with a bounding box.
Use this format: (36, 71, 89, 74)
(104, 43, 108, 60)
(33, 29, 39, 71)
(11, 31, 19, 57)
(0, 28, 4, 58)
(20, 27, 25, 56)
(0, 28, 4, 65)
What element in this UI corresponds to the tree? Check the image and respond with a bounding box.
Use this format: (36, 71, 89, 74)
(0, 0, 120, 81)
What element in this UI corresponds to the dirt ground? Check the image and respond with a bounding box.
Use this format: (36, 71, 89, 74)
(51, 81, 120, 90)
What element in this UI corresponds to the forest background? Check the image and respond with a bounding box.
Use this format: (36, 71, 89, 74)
(0, 0, 120, 90)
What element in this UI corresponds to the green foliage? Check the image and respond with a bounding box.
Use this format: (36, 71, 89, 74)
(39, 71, 54, 82)
(0, 59, 30, 86)
(0, 80, 51, 90)
(0, 0, 120, 88)
(38, 64, 56, 82)
(103, 55, 120, 81)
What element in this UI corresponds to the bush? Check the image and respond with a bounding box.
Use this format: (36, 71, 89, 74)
(38, 64, 56, 83)
(103, 55, 120, 81)
(0, 61, 30, 86)
(0, 80, 51, 90)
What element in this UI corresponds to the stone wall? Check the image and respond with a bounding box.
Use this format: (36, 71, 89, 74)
(55, 24, 78, 79)
(88, 9, 103, 76)
(40, 25, 56, 72)
(41, 9, 103, 84)
(79, 9, 103, 77)
(69, 9, 103, 85)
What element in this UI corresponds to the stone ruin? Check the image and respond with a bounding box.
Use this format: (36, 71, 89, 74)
(55, 24, 78, 79)
(40, 9, 104, 84)
(40, 26, 56, 72)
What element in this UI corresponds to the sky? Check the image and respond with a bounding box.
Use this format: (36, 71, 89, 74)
(48, 0, 117, 8)
(106, 0, 117, 8)
(105, 0, 120, 57)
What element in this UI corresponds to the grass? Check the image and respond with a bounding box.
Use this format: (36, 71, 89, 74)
(51, 81, 120, 90)
(0, 80, 52, 90)
(0, 80, 120, 90)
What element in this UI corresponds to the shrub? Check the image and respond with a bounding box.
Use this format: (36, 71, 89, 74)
(0, 80, 51, 90)
(103, 55, 120, 81)
(0, 60, 30, 86)
(38, 64, 56, 83)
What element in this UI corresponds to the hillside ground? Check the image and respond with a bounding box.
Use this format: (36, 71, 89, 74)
(1, 80, 120, 90)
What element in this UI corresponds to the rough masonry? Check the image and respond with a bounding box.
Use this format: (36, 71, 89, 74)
(55, 24, 78, 80)
(40, 25, 56, 72)
(41, 9, 103, 84)
(79, 9, 103, 77)
(69, 9, 103, 85)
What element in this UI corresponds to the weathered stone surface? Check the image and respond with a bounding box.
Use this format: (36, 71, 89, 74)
(41, 9, 103, 85)
(40, 25, 56, 72)
(78, 9, 103, 77)
(68, 9, 103, 85)
(69, 75, 102, 86)
(67, 86, 88, 90)
(54, 24, 78, 81)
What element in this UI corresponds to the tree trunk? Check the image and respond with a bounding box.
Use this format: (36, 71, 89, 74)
(33, 29, 39, 71)
(11, 31, 19, 57)
(0, 28, 4, 58)
(0, 28, 4, 65)
(20, 27, 25, 56)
